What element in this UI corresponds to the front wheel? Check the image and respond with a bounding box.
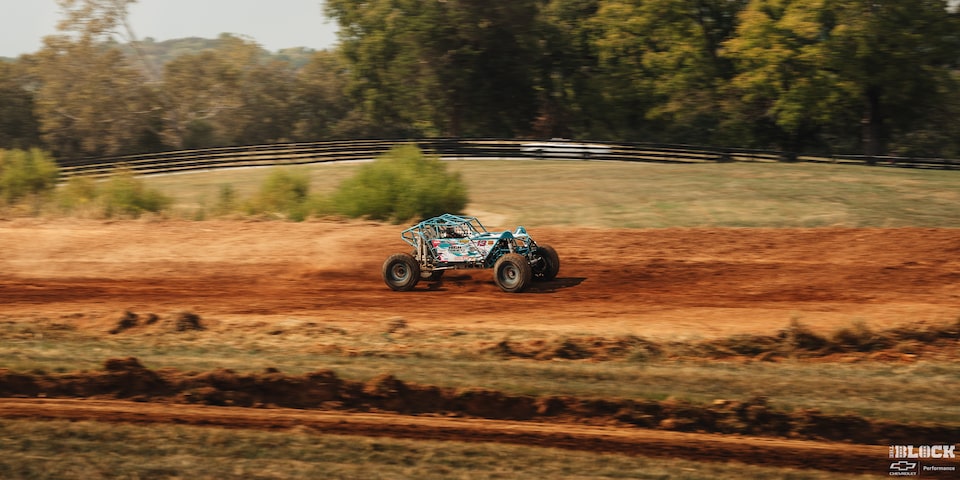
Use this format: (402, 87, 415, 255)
(493, 253, 533, 293)
(383, 253, 420, 291)
(532, 244, 560, 281)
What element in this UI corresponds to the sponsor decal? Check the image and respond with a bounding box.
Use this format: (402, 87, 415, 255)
(433, 238, 483, 262)
(922, 465, 958, 473)
(889, 460, 918, 476)
(889, 445, 956, 459)
(887, 445, 958, 477)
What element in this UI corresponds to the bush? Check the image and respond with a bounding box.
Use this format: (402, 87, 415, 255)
(56, 168, 171, 218)
(100, 169, 172, 218)
(247, 169, 319, 221)
(332, 144, 468, 222)
(0, 148, 59, 205)
(56, 176, 99, 214)
(214, 184, 238, 215)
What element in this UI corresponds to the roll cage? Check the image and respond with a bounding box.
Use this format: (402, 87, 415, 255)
(400, 213, 536, 270)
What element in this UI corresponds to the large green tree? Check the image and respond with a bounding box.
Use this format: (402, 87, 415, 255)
(160, 48, 245, 148)
(158, 35, 291, 148)
(25, 0, 159, 157)
(592, 0, 748, 143)
(27, 37, 154, 157)
(724, 0, 960, 155)
(830, 0, 960, 156)
(239, 60, 299, 144)
(0, 61, 41, 150)
(292, 51, 352, 140)
(325, 0, 542, 137)
(722, 0, 853, 151)
(533, 0, 611, 139)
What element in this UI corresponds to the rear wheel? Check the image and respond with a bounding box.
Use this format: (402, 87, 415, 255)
(493, 253, 533, 293)
(532, 244, 560, 281)
(383, 253, 420, 291)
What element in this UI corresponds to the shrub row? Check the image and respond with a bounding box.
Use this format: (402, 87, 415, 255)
(2, 145, 468, 222)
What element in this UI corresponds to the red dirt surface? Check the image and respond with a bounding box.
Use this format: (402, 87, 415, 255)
(1, 219, 958, 337)
(1, 219, 959, 474)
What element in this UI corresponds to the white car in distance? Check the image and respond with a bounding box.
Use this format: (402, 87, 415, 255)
(520, 138, 611, 159)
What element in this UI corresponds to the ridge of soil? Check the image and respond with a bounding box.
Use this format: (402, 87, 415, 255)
(1, 358, 957, 447)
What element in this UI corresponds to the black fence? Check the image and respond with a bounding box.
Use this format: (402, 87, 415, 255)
(55, 138, 960, 178)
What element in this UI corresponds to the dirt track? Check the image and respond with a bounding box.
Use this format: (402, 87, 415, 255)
(2, 219, 959, 336)
(1, 219, 959, 473)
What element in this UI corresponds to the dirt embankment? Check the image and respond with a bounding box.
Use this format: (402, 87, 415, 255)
(484, 319, 960, 362)
(1, 357, 956, 447)
(1, 357, 955, 475)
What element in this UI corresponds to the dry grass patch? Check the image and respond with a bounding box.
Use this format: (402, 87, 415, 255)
(0, 419, 878, 480)
(138, 160, 960, 227)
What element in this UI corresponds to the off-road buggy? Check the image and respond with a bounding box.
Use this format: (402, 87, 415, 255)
(382, 214, 560, 293)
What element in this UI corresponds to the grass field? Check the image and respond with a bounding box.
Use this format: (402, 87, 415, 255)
(0, 419, 879, 480)
(142, 160, 960, 227)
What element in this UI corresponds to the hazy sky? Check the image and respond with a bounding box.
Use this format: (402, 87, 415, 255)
(0, 0, 339, 58)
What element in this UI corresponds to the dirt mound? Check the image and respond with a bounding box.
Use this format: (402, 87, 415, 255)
(174, 311, 204, 331)
(486, 336, 662, 361)
(108, 311, 142, 334)
(1, 359, 956, 446)
(182, 367, 340, 408)
(483, 319, 960, 362)
(107, 310, 204, 334)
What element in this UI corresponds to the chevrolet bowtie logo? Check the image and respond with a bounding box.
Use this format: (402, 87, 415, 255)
(890, 461, 917, 472)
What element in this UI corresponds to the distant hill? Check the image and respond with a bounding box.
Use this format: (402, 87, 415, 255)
(1, 36, 320, 69)
(117, 35, 320, 76)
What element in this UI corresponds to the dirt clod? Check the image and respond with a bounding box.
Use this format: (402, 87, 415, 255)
(174, 312, 204, 332)
(104, 357, 146, 371)
(109, 311, 139, 334)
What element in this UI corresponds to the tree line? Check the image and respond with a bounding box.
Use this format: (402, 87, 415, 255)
(1, 0, 958, 160)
